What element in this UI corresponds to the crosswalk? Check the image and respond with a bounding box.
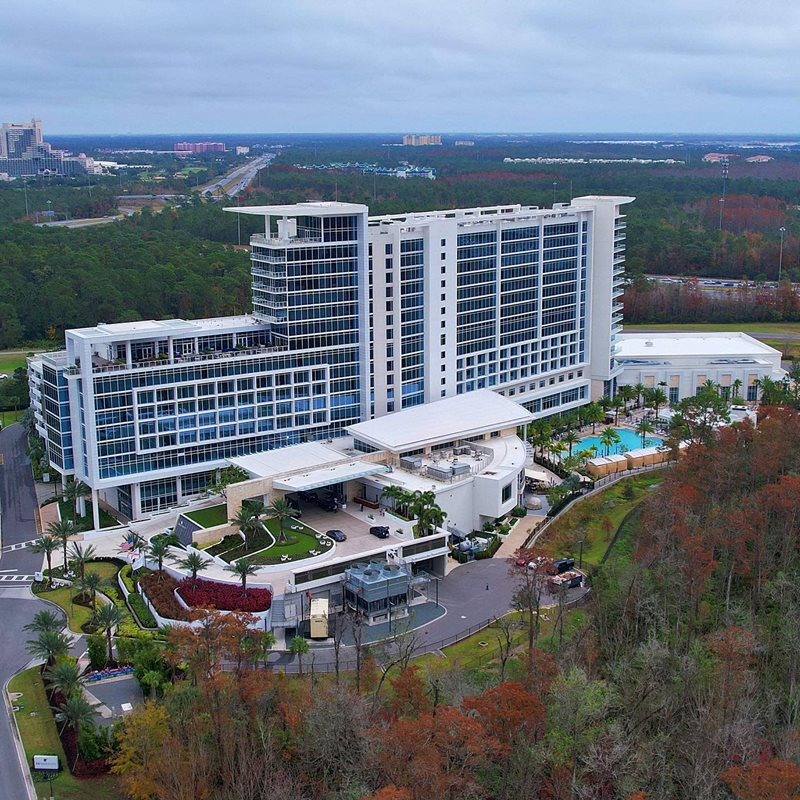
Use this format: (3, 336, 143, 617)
(0, 573, 35, 583)
(0, 539, 37, 554)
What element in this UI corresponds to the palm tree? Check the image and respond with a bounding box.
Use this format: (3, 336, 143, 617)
(266, 498, 298, 544)
(224, 558, 259, 596)
(146, 537, 171, 578)
(176, 551, 211, 586)
(140, 669, 163, 701)
(599, 426, 621, 457)
(95, 602, 123, 664)
(612, 395, 625, 426)
(634, 383, 646, 409)
(47, 519, 76, 574)
(649, 388, 668, 419)
(636, 418, 656, 448)
(561, 430, 580, 457)
(44, 659, 84, 700)
(289, 635, 310, 676)
(380, 484, 405, 513)
(584, 402, 605, 434)
(732, 378, 743, 403)
(53, 694, 96, 766)
(31, 535, 59, 587)
(548, 439, 567, 462)
(27, 629, 71, 667)
(80, 571, 102, 612)
(618, 384, 635, 411)
(229, 505, 261, 550)
(408, 490, 437, 520)
(414, 503, 446, 538)
(23, 609, 64, 635)
(61, 479, 90, 526)
(68, 542, 97, 582)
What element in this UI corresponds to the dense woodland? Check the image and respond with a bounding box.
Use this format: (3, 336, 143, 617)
(95, 407, 800, 800)
(2, 138, 800, 347)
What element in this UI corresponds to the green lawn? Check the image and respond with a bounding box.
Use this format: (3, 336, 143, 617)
(0, 408, 24, 427)
(247, 526, 330, 565)
(57, 501, 119, 531)
(8, 667, 121, 800)
(624, 322, 800, 335)
(0, 351, 29, 374)
(184, 504, 228, 528)
(540, 472, 665, 568)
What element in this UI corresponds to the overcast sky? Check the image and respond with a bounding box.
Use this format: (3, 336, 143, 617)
(2, 0, 799, 135)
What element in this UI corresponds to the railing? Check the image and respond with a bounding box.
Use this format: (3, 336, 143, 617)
(251, 234, 323, 246)
(81, 344, 288, 375)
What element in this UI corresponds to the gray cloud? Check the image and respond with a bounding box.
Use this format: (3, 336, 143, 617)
(1, 0, 798, 133)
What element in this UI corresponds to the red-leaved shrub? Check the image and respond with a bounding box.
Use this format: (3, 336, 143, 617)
(139, 572, 192, 621)
(177, 577, 271, 612)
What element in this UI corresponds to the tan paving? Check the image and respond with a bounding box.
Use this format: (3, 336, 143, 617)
(495, 512, 548, 558)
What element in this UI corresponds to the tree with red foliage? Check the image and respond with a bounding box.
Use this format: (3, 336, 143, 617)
(509, 548, 554, 678)
(463, 681, 545, 747)
(387, 665, 430, 720)
(721, 758, 800, 800)
(374, 706, 501, 800)
(364, 786, 413, 800)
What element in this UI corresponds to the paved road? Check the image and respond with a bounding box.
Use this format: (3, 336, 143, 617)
(201, 154, 274, 197)
(0, 587, 53, 800)
(0, 423, 51, 800)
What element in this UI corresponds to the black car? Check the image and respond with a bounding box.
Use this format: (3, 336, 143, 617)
(326, 529, 347, 542)
(553, 557, 576, 574)
(369, 526, 390, 539)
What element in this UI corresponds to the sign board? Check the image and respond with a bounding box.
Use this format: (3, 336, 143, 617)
(33, 754, 59, 771)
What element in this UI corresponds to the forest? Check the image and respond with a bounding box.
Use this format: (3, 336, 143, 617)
(67, 405, 800, 800)
(1, 137, 800, 348)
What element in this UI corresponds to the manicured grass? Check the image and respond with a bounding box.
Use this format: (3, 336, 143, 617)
(540, 472, 665, 568)
(624, 322, 800, 335)
(36, 586, 95, 633)
(207, 517, 329, 564)
(184, 504, 228, 528)
(0, 408, 24, 427)
(57, 501, 118, 531)
(0, 352, 28, 374)
(8, 667, 120, 800)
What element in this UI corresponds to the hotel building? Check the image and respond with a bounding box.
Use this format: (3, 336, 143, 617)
(29, 196, 632, 525)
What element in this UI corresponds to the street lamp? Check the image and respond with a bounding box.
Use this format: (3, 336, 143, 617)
(779, 226, 787, 282)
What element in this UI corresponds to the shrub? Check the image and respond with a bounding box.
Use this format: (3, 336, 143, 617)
(206, 533, 243, 558)
(474, 534, 502, 560)
(128, 594, 158, 628)
(177, 577, 271, 612)
(87, 633, 107, 670)
(511, 506, 527, 518)
(120, 564, 136, 594)
(139, 572, 191, 621)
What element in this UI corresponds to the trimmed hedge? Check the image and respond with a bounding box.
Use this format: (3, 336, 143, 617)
(128, 593, 158, 628)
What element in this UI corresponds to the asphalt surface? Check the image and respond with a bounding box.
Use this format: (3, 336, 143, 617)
(0, 423, 52, 800)
(201, 154, 274, 197)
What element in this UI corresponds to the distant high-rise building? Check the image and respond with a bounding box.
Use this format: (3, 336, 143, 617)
(0, 118, 90, 177)
(402, 134, 443, 146)
(175, 141, 226, 153)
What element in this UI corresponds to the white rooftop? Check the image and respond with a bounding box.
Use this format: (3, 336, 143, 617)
(617, 332, 781, 361)
(230, 441, 346, 480)
(68, 315, 264, 340)
(347, 389, 532, 452)
(273, 460, 389, 492)
(224, 201, 368, 217)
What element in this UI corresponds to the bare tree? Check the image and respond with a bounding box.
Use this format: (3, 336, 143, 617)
(330, 609, 348, 685)
(371, 621, 422, 708)
(510, 548, 553, 682)
(493, 614, 520, 682)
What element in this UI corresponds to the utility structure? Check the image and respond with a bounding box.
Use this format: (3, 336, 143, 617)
(718, 157, 729, 231)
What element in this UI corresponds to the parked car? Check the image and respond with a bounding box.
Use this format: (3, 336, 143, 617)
(553, 557, 575, 575)
(326, 529, 347, 542)
(369, 525, 390, 539)
(317, 496, 338, 512)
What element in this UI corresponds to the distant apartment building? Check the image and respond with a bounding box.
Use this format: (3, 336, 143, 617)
(30, 196, 631, 525)
(402, 134, 442, 146)
(0, 119, 93, 177)
(175, 141, 226, 154)
(455, 140, 475, 146)
(235, 146, 250, 156)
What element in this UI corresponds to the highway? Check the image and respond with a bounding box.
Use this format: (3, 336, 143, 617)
(200, 153, 275, 198)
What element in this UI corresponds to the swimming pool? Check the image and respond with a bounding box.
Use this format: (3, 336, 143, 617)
(575, 427, 663, 456)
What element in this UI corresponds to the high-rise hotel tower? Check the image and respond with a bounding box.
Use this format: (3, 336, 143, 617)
(29, 196, 631, 523)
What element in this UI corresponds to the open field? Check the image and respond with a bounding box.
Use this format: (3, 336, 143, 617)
(8, 667, 120, 800)
(0, 352, 29, 374)
(0, 409, 24, 427)
(624, 322, 800, 335)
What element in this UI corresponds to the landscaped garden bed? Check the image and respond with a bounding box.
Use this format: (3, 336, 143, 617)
(139, 572, 192, 621)
(204, 518, 330, 564)
(177, 577, 271, 612)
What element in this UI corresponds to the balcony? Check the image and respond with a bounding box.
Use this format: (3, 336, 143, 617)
(68, 343, 289, 375)
(251, 233, 322, 247)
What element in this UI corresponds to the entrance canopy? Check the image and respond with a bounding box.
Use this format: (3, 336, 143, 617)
(273, 461, 389, 493)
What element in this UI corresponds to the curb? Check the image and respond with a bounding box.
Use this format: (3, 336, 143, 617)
(3, 671, 37, 800)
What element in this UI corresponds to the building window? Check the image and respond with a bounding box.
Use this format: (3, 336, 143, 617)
(669, 386, 679, 404)
(502, 483, 513, 502)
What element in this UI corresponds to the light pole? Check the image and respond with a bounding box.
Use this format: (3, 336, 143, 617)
(779, 226, 787, 282)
